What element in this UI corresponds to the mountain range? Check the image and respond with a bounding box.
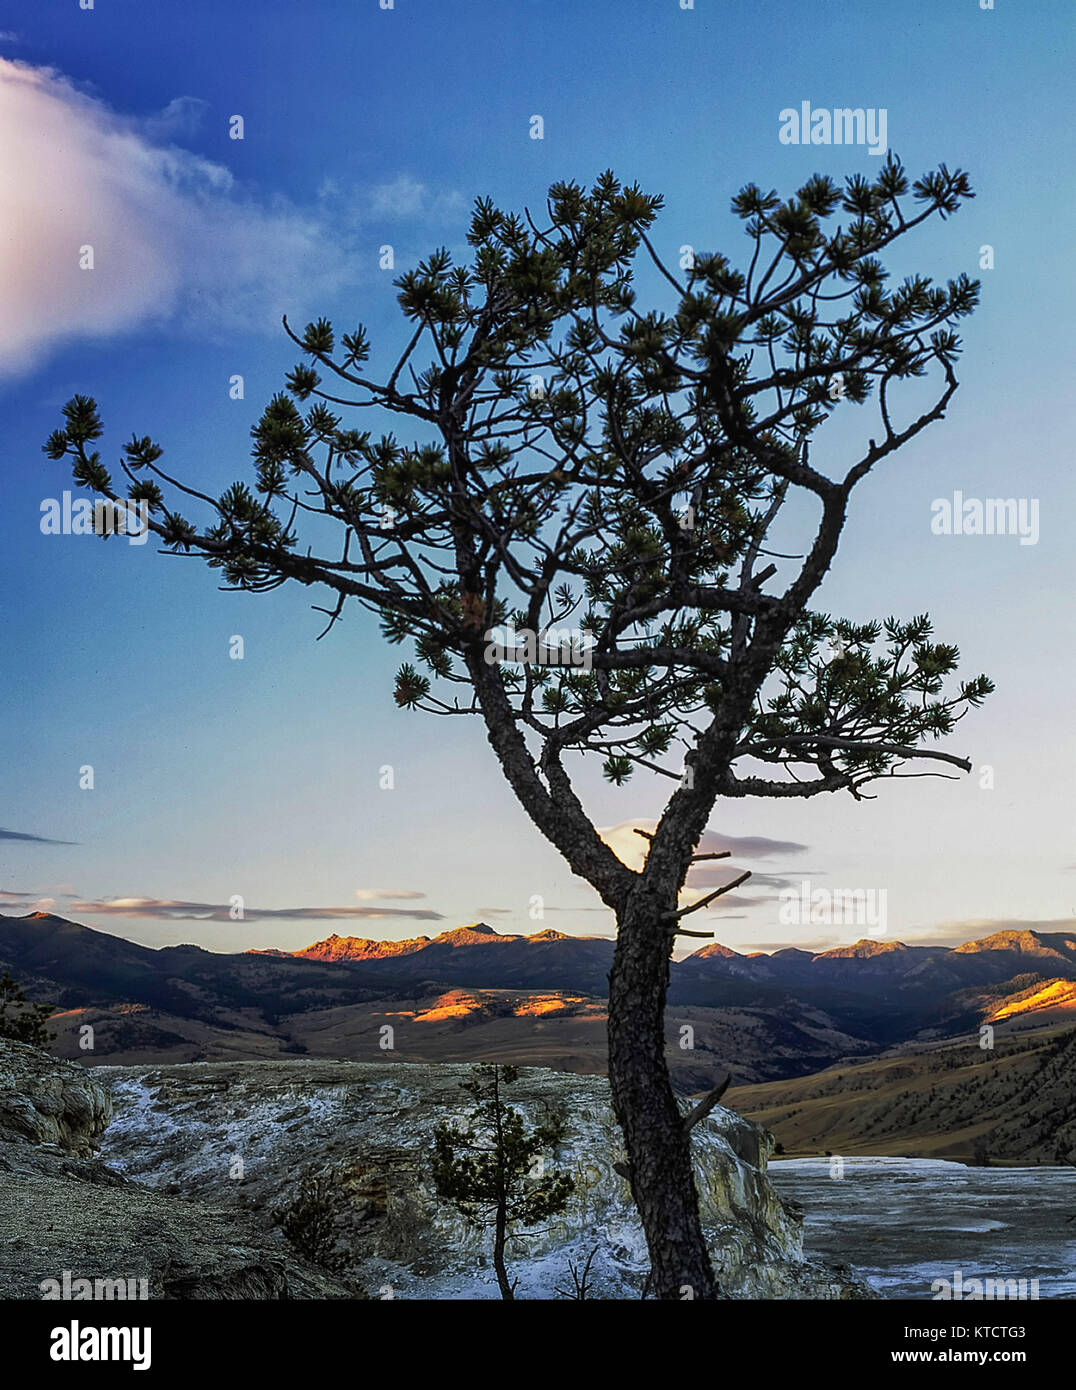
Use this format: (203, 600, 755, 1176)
(290, 921, 1076, 996)
(295, 921, 1076, 1035)
(4, 912, 1076, 1087)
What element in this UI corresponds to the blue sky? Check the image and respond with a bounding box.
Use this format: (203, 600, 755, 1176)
(1, 0, 1073, 954)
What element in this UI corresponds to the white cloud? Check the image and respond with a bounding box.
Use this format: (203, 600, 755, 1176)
(370, 173, 464, 220)
(371, 173, 428, 217)
(0, 60, 365, 375)
(138, 94, 210, 143)
(319, 172, 466, 223)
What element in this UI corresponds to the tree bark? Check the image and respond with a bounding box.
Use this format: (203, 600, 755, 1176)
(493, 1207, 514, 1300)
(491, 1066, 515, 1300)
(607, 885, 719, 1300)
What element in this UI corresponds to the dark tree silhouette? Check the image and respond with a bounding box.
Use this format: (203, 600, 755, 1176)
(45, 158, 991, 1297)
(432, 1064, 574, 1299)
(0, 971, 54, 1047)
(275, 1166, 350, 1273)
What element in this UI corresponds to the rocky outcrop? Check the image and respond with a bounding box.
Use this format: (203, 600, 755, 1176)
(1, 1043, 873, 1298)
(0, 1039, 111, 1154)
(0, 1040, 356, 1299)
(97, 1057, 873, 1299)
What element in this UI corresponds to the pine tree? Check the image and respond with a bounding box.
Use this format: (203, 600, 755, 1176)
(0, 971, 54, 1048)
(44, 158, 989, 1297)
(275, 1166, 350, 1273)
(432, 1065, 574, 1299)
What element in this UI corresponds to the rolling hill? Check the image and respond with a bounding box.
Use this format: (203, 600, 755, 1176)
(728, 1022, 1076, 1164)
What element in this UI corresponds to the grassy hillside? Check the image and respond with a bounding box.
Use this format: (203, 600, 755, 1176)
(729, 1023, 1076, 1164)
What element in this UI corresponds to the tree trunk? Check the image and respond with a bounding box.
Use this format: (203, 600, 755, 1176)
(607, 887, 719, 1300)
(493, 1208, 514, 1300)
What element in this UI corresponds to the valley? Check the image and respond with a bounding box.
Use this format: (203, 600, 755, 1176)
(5, 911, 1076, 1162)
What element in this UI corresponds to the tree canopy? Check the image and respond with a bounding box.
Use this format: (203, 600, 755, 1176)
(45, 156, 990, 1298)
(45, 158, 990, 909)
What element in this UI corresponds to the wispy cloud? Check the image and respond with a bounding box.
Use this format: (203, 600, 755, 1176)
(680, 891, 758, 911)
(137, 94, 209, 143)
(3, 883, 438, 924)
(70, 895, 444, 923)
(924, 917, 1076, 946)
(683, 867, 815, 891)
(599, 819, 809, 875)
(596, 820, 812, 920)
(0, 884, 77, 914)
(745, 936, 857, 954)
(319, 172, 466, 223)
(741, 917, 1076, 954)
(0, 57, 468, 376)
(0, 59, 369, 373)
(538, 905, 613, 915)
(0, 827, 76, 844)
(371, 173, 465, 220)
(351, 889, 427, 902)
